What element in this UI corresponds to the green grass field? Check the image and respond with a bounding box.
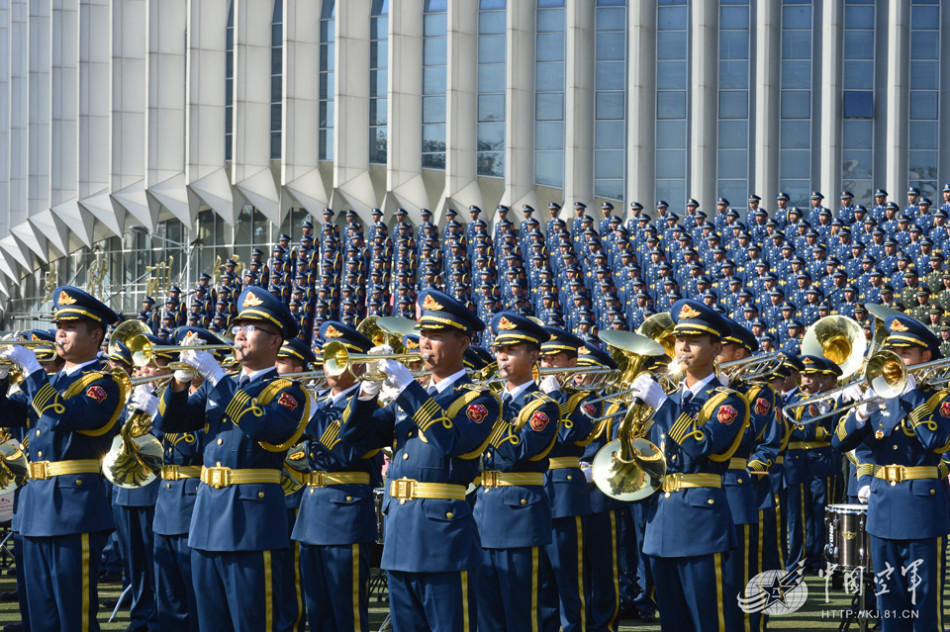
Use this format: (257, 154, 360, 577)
(0, 555, 930, 631)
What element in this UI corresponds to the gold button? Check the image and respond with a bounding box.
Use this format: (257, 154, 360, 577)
(400, 499, 406, 504)
(402, 453, 409, 460)
(346, 496, 353, 502)
(35, 430, 40, 436)
(486, 451, 492, 459)
(310, 489, 315, 494)
(671, 455, 677, 461)
(930, 488, 936, 495)
(892, 445, 899, 450)
(566, 475, 572, 481)
(520, 498, 527, 505)
(258, 491, 265, 498)
(217, 438, 224, 445)
(36, 451, 42, 458)
(664, 492, 671, 498)
(738, 478, 743, 484)
(707, 498, 714, 505)
(445, 512, 454, 519)
(75, 479, 82, 486)
(310, 452, 315, 458)
(166, 483, 172, 489)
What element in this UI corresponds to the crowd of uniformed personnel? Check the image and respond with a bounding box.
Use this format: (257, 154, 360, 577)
(0, 184, 950, 632)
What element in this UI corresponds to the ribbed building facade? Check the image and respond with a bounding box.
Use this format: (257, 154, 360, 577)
(0, 0, 949, 324)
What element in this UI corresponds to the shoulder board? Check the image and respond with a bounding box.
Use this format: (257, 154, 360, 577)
(70, 371, 127, 437)
(255, 378, 295, 405)
(253, 379, 311, 453)
(560, 391, 590, 418)
(62, 371, 107, 399)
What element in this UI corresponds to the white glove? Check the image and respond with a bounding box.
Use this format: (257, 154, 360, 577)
(0, 366, 10, 380)
(539, 375, 560, 394)
(174, 368, 195, 383)
(840, 383, 864, 405)
(130, 385, 159, 417)
(368, 344, 393, 356)
(580, 462, 594, 483)
(379, 359, 414, 391)
(0, 346, 41, 377)
(359, 379, 381, 400)
(857, 484, 870, 503)
(632, 374, 667, 410)
(854, 395, 884, 426)
(179, 349, 225, 386)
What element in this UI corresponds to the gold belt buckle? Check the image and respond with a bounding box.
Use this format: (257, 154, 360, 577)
(207, 467, 230, 488)
(308, 471, 325, 488)
(661, 474, 679, 493)
(391, 477, 414, 499)
(29, 461, 48, 480)
(884, 465, 903, 484)
(482, 471, 500, 488)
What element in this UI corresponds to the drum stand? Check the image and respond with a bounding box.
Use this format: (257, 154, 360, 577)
(837, 568, 877, 632)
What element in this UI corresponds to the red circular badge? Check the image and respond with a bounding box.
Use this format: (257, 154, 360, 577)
(466, 403, 489, 424)
(754, 397, 770, 416)
(529, 411, 550, 432)
(717, 405, 738, 425)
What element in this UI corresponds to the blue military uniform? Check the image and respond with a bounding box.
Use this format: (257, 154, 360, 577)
(832, 315, 950, 631)
(538, 329, 596, 632)
(154, 287, 310, 632)
(0, 287, 126, 632)
(474, 312, 560, 631)
(292, 322, 378, 632)
(339, 290, 499, 631)
(642, 300, 748, 632)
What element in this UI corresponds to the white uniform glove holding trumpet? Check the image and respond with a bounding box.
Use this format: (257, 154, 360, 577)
(129, 384, 159, 418)
(630, 374, 668, 410)
(0, 345, 41, 378)
(179, 349, 225, 386)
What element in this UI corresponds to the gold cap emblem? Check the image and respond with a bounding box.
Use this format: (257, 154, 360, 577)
(58, 290, 77, 305)
(498, 316, 517, 330)
(242, 292, 264, 308)
(421, 294, 444, 311)
(678, 303, 701, 319)
(889, 319, 909, 332)
(324, 325, 343, 338)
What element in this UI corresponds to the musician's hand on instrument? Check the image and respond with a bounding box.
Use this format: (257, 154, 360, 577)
(580, 461, 594, 483)
(380, 359, 413, 391)
(180, 349, 225, 386)
(632, 374, 667, 410)
(857, 484, 870, 503)
(0, 364, 10, 380)
(539, 375, 560, 394)
(173, 368, 196, 383)
(1, 345, 40, 377)
(130, 385, 159, 417)
(368, 344, 393, 356)
(359, 379, 382, 400)
(840, 383, 864, 405)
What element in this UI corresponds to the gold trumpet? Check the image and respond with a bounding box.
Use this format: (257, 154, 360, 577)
(718, 352, 786, 384)
(321, 341, 421, 379)
(127, 334, 235, 368)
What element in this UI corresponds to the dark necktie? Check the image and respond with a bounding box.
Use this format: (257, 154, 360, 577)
(426, 385, 438, 397)
(238, 374, 250, 388)
(52, 371, 65, 388)
(682, 390, 693, 408)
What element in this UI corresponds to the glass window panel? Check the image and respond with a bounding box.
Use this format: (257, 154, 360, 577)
(480, 0, 505, 9)
(596, 92, 624, 120)
(479, 63, 505, 92)
(718, 180, 748, 207)
(657, 31, 687, 59)
(423, 36, 446, 62)
(537, 9, 565, 32)
(478, 151, 505, 177)
(720, 31, 748, 60)
(422, 96, 445, 124)
(595, 151, 624, 179)
(843, 61, 873, 90)
(596, 32, 625, 61)
(843, 119, 872, 149)
(909, 121, 937, 149)
(422, 152, 446, 169)
(780, 91, 810, 118)
(910, 61, 938, 90)
(844, 31, 873, 60)
(910, 31, 938, 59)
(595, 178, 624, 202)
(720, 6, 749, 29)
(781, 61, 811, 89)
(536, 93, 564, 120)
(370, 43, 388, 71)
(423, 66, 446, 94)
(479, 10, 505, 34)
(478, 94, 505, 122)
(477, 122, 505, 148)
(424, 12, 446, 35)
(536, 33, 565, 60)
(910, 91, 938, 120)
(908, 150, 937, 178)
(655, 120, 686, 148)
(535, 150, 563, 187)
(371, 69, 387, 97)
(911, 6, 939, 29)
(656, 181, 686, 207)
(596, 61, 625, 90)
(656, 149, 685, 178)
(782, 5, 811, 29)
(535, 121, 564, 149)
(538, 0, 565, 6)
(656, 91, 686, 119)
(782, 30, 812, 59)
(845, 5, 874, 28)
(597, 7, 625, 25)
(656, 61, 686, 90)
(720, 91, 749, 118)
(536, 62, 565, 91)
(718, 149, 748, 178)
(780, 150, 810, 178)
(657, 6, 687, 29)
(718, 121, 748, 148)
(271, 75, 282, 97)
(595, 120, 625, 149)
(370, 99, 387, 125)
(780, 120, 810, 148)
(422, 123, 445, 145)
(371, 17, 388, 39)
(479, 37, 505, 63)
(719, 61, 748, 89)
(842, 150, 873, 179)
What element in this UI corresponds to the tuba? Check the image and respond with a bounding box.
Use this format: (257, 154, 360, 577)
(801, 315, 867, 380)
(0, 433, 28, 494)
(102, 396, 164, 489)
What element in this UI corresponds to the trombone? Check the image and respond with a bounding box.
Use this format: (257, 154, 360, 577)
(718, 352, 786, 384)
(126, 333, 235, 368)
(321, 341, 421, 379)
